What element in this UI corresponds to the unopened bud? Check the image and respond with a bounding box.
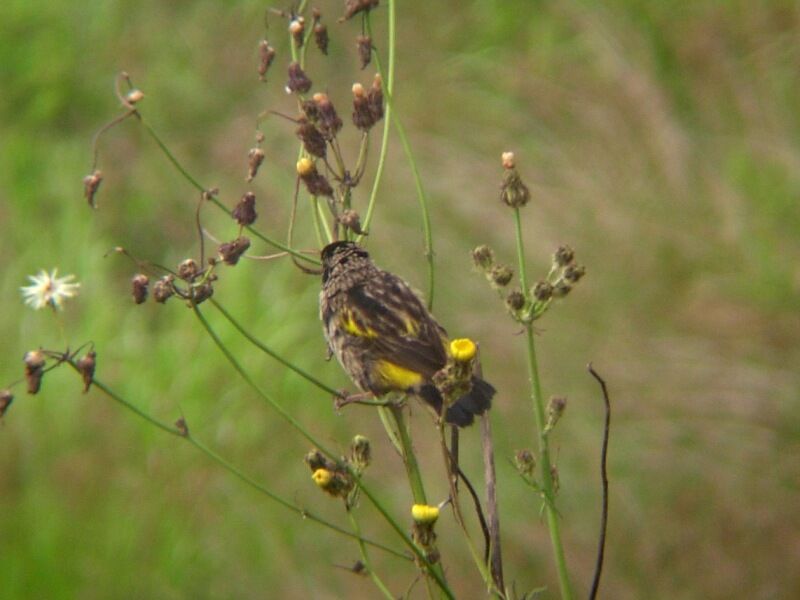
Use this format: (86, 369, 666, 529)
(488, 264, 513, 287)
(544, 396, 567, 434)
(532, 280, 553, 302)
(339, 209, 366, 235)
(471, 245, 494, 270)
(411, 504, 440, 525)
(553, 245, 575, 267)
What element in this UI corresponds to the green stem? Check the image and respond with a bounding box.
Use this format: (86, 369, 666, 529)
(208, 299, 341, 397)
(362, 3, 435, 310)
(512, 208, 573, 600)
(389, 405, 426, 504)
(137, 115, 319, 265)
(347, 509, 395, 600)
(80, 374, 406, 559)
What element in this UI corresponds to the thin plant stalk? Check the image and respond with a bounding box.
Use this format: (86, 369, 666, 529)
(512, 207, 573, 600)
(347, 509, 395, 600)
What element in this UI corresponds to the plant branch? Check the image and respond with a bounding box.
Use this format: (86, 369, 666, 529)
(587, 363, 611, 600)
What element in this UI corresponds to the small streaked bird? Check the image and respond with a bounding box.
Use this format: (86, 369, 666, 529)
(319, 241, 494, 426)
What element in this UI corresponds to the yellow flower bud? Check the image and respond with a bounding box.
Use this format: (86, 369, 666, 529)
(450, 338, 477, 363)
(296, 157, 314, 176)
(312, 468, 333, 488)
(411, 503, 440, 524)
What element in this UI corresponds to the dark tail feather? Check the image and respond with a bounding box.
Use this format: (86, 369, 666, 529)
(418, 377, 495, 427)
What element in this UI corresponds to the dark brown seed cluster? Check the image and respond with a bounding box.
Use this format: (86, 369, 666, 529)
(289, 17, 306, 48)
(297, 158, 333, 197)
(339, 209, 366, 235)
(131, 274, 149, 304)
(232, 191, 257, 226)
(258, 40, 276, 81)
(312, 8, 329, 54)
(351, 76, 384, 131)
(296, 118, 327, 158)
(341, 0, 380, 21)
(77, 351, 96, 393)
(356, 34, 372, 69)
(286, 62, 312, 94)
(218, 236, 251, 265)
(24, 350, 46, 394)
(312, 93, 343, 140)
(153, 275, 175, 303)
(246, 147, 265, 182)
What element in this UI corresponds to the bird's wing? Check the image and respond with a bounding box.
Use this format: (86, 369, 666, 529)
(342, 274, 448, 377)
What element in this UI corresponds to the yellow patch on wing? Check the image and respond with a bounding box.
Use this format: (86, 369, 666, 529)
(402, 315, 419, 336)
(341, 309, 377, 339)
(376, 360, 423, 389)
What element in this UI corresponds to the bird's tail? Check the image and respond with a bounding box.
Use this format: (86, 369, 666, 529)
(419, 377, 495, 427)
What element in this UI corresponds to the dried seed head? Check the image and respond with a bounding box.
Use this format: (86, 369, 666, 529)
(506, 289, 526, 312)
(553, 245, 575, 267)
(178, 259, 200, 281)
(131, 274, 149, 304)
(313, 22, 329, 55)
(341, 0, 380, 21)
(545, 396, 567, 433)
(218, 236, 251, 266)
(356, 34, 372, 69)
(313, 92, 343, 140)
(289, 17, 305, 47)
(125, 89, 144, 105)
(246, 147, 265, 182)
(514, 449, 536, 477)
(296, 119, 327, 158)
(501, 151, 516, 170)
(232, 191, 258, 226)
(552, 280, 572, 298)
(367, 74, 384, 122)
(301, 98, 320, 121)
(471, 245, 494, 270)
(296, 158, 333, 197)
(350, 435, 371, 470)
(0, 390, 13, 418)
(352, 82, 376, 131)
(191, 281, 214, 305)
(258, 40, 277, 81)
(83, 170, 103, 208)
(305, 448, 336, 472)
(24, 350, 46, 395)
(500, 164, 531, 208)
(339, 209, 366, 235)
(563, 264, 586, 284)
(532, 280, 553, 302)
(76, 351, 96, 393)
(153, 275, 175, 303)
(175, 418, 189, 436)
(286, 62, 312, 94)
(488, 264, 513, 287)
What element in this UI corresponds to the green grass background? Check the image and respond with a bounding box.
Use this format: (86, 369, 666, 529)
(1, 0, 799, 598)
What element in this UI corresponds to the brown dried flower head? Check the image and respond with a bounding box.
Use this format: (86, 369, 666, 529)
(218, 236, 251, 266)
(178, 259, 200, 281)
(0, 390, 13, 418)
(296, 158, 333, 197)
(341, 0, 380, 21)
(286, 62, 312, 94)
(258, 40, 276, 81)
(313, 93, 343, 140)
(289, 17, 305, 48)
(24, 350, 46, 395)
(295, 118, 327, 158)
(77, 351, 96, 393)
(339, 209, 366, 235)
(83, 170, 103, 208)
(232, 191, 257, 226)
(131, 274, 149, 304)
(356, 34, 372, 69)
(246, 147, 265, 182)
(153, 275, 175, 303)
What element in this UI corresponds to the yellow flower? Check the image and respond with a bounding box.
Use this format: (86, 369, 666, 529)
(411, 503, 440, 524)
(449, 338, 476, 363)
(312, 468, 333, 488)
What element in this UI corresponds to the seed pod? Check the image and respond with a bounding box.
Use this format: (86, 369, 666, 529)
(356, 34, 372, 69)
(351, 83, 375, 131)
(289, 17, 305, 48)
(506, 289, 526, 312)
(563, 264, 586, 284)
(232, 191, 257, 226)
(295, 119, 327, 158)
(131, 274, 149, 304)
(218, 236, 251, 266)
(313, 93, 343, 140)
(77, 351, 96, 393)
(258, 40, 276, 81)
(246, 147, 265, 182)
(471, 245, 494, 270)
(339, 209, 366, 235)
(286, 62, 312, 94)
(367, 74, 384, 122)
(178, 259, 199, 281)
(341, 0, 380, 21)
(83, 170, 103, 208)
(488, 264, 513, 287)
(153, 275, 175, 303)
(532, 280, 553, 302)
(24, 350, 46, 395)
(553, 245, 575, 267)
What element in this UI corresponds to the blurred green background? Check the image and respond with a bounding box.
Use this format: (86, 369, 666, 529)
(2, 0, 799, 598)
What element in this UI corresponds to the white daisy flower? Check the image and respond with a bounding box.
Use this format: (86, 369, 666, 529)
(21, 269, 81, 311)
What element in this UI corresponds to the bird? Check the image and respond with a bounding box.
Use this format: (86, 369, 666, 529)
(319, 240, 494, 426)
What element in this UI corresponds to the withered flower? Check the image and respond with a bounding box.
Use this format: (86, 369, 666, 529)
(286, 62, 312, 94)
(258, 40, 276, 81)
(131, 274, 149, 304)
(218, 237, 251, 266)
(77, 351, 96, 393)
(232, 191, 257, 226)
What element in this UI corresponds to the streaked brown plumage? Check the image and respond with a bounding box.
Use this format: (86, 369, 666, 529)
(319, 241, 494, 426)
